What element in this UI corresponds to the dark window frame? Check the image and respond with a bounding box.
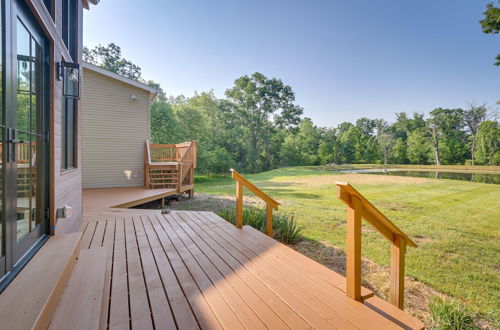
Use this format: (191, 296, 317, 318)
(62, 0, 78, 60)
(61, 97, 77, 170)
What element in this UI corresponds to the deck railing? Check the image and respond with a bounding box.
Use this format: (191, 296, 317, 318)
(336, 182, 417, 310)
(148, 143, 178, 162)
(0, 142, 33, 164)
(230, 169, 280, 237)
(144, 140, 197, 193)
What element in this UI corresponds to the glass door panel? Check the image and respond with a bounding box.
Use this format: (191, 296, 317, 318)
(15, 18, 44, 243)
(0, 127, 3, 262)
(1, 0, 49, 288)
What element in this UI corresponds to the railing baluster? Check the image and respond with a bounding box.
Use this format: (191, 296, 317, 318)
(346, 195, 362, 301)
(265, 204, 273, 237)
(235, 181, 243, 228)
(390, 235, 406, 309)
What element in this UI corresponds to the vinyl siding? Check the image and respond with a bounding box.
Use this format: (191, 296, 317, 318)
(81, 68, 151, 188)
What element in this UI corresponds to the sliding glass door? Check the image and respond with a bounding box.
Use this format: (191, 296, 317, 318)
(0, 0, 49, 288)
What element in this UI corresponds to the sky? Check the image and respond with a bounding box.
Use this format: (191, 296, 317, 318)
(83, 0, 500, 127)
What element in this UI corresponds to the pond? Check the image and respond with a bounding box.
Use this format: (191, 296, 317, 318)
(365, 170, 500, 185)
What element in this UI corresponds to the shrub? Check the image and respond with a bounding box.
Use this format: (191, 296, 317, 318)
(273, 212, 304, 244)
(429, 297, 477, 330)
(217, 206, 304, 244)
(217, 207, 266, 231)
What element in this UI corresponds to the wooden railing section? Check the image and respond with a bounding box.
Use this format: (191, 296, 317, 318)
(144, 140, 197, 195)
(230, 169, 280, 237)
(336, 182, 417, 310)
(0, 142, 34, 164)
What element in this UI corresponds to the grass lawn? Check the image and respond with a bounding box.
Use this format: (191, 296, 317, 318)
(193, 166, 500, 324)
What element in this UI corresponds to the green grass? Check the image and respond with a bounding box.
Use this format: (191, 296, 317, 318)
(195, 166, 500, 323)
(429, 297, 476, 330)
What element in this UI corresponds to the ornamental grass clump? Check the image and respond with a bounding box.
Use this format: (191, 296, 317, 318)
(429, 297, 477, 330)
(218, 206, 304, 244)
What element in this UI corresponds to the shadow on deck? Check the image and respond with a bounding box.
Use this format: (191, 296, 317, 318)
(0, 186, 424, 329)
(78, 210, 422, 329)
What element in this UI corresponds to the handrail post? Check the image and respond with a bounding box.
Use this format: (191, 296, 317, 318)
(265, 204, 273, 237)
(346, 195, 362, 301)
(144, 140, 151, 188)
(390, 235, 406, 309)
(177, 163, 182, 193)
(235, 181, 243, 228)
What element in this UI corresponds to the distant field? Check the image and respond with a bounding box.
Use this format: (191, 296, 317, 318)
(317, 163, 500, 173)
(193, 166, 500, 324)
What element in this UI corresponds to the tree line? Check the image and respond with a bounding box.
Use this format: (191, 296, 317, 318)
(84, 44, 499, 174)
(150, 90, 499, 173)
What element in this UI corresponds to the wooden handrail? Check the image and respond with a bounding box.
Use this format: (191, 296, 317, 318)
(230, 169, 280, 237)
(336, 182, 417, 310)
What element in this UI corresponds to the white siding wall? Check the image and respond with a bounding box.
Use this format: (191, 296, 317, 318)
(81, 68, 151, 188)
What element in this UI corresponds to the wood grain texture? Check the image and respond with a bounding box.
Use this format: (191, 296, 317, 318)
(71, 211, 423, 329)
(0, 232, 81, 330)
(48, 247, 107, 330)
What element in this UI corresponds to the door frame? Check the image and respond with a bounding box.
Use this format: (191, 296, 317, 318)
(0, 0, 50, 291)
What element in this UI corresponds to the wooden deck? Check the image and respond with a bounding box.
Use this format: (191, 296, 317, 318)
(0, 185, 423, 329)
(77, 210, 423, 329)
(83, 187, 178, 212)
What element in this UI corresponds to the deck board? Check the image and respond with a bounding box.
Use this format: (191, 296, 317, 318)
(109, 218, 130, 329)
(79, 210, 424, 329)
(193, 211, 397, 329)
(133, 216, 177, 329)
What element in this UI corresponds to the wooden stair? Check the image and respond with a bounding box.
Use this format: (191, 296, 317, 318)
(148, 167, 179, 188)
(48, 247, 107, 330)
(0, 232, 82, 330)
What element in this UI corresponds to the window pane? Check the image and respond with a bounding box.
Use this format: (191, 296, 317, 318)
(0, 128, 3, 257)
(31, 38, 42, 134)
(62, 99, 66, 169)
(31, 135, 42, 230)
(16, 19, 31, 132)
(62, 98, 76, 170)
(16, 133, 30, 241)
(67, 99, 74, 168)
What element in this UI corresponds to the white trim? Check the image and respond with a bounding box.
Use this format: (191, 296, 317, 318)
(82, 62, 157, 94)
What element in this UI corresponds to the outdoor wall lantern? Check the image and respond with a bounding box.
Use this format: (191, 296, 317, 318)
(57, 61, 80, 99)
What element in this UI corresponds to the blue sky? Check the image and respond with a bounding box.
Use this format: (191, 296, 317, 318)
(83, 0, 499, 127)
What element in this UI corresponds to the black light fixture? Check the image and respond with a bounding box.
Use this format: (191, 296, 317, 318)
(57, 61, 80, 99)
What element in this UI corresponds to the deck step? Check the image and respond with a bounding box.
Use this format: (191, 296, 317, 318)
(364, 296, 425, 329)
(48, 247, 107, 330)
(0, 232, 82, 330)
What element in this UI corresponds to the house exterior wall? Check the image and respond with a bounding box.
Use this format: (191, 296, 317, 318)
(81, 68, 151, 188)
(24, 0, 85, 235)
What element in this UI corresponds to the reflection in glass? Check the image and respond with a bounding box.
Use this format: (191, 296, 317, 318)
(0, 128, 3, 257)
(31, 38, 41, 134)
(15, 19, 43, 242)
(16, 133, 30, 241)
(31, 135, 41, 230)
(16, 19, 30, 132)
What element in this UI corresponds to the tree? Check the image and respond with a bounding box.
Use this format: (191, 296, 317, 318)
(464, 104, 487, 165)
(475, 121, 500, 165)
(480, 1, 500, 66)
(147, 80, 166, 101)
(427, 108, 467, 165)
(225, 72, 303, 172)
(318, 128, 340, 164)
(150, 101, 179, 144)
(378, 133, 395, 165)
(83, 43, 143, 80)
(408, 130, 431, 164)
